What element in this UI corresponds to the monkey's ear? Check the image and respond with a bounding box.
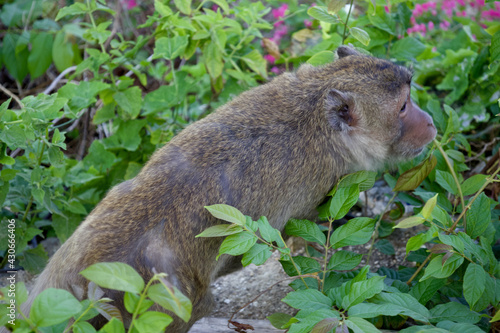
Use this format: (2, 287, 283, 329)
(325, 89, 356, 131)
(336, 45, 360, 58)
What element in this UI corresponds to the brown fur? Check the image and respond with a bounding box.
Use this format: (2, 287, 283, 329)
(14, 46, 436, 332)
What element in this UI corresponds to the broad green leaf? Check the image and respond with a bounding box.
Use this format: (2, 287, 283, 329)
(174, 0, 192, 15)
(154, 0, 173, 16)
(374, 239, 395, 255)
(288, 308, 339, 333)
(204, 42, 223, 79)
(368, 5, 396, 35)
(341, 276, 385, 310)
(334, 171, 377, 193)
(281, 256, 321, 276)
(242, 50, 267, 78)
(421, 194, 438, 220)
(73, 321, 96, 333)
(394, 216, 425, 229)
(196, 224, 243, 238)
(282, 289, 332, 311)
(435, 170, 459, 195)
(311, 318, 340, 333)
(124, 292, 154, 314)
(80, 262, 145, 294)
(3, 33, 29, 82)
(257, 216, 279, 243)
(217, 232, 257, 259)
(420, 254, 464, 281)
(114, 86, 142, 119)
(328, 0, 346, 14)
(461, 174, 488, 196)
(19, 244, 48, 274)
(429, 302, 480, 324)
(30, 288, 82, 327)
(148, 284, 192, 323)
(267, 312, 294, 330)
(285, 219, 326, 245)
(55, 2, 88, 20)
(409, 278, 446, 305)
(154, 36, 188, 60)
(307, 51, 335, 66)
(28, 32, 53, 79)
(345, 316, 380, 333)
(438, 234, 464, 254)
(330, 217, 375, 248)
(391, 37, 426, 61)
(318, 185, 359, 220)
(350, 27, 370, 46)
(134, 311, 173, 332)
(367, 292, 431, 322)
(491, 30, 500, 61)
(394, 156, 436, 191)
(463, 263, 486, 310)
(205, 204, 246, 225)
(52, 31, 74, 72)
(466, 193, 491, 239)
(307, 6, 339, 24)
(327, 250, 363, 271)
(242, 243, 272, 266)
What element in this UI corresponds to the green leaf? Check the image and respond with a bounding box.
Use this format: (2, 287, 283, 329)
(0, 124, 26, 149)
(80, 262, 145, 294)
(52, 31, 75, 72)
(196, 224, 244, 238)
(282, 289, 333, 311)
(463, 263, 486, 310)
(429, 302, 481, 324)
(153, 36, 188, 60)
(281, 256, 321, 276)
(30, 288, 82, 327)
(374, 239, 395, 255)
(205, 204, 246, 225)
(409, 277, 446, 305)
(267, 313, 294, 330)
(174, 0, 192, 15)
(327, 250, 363, 271)
(390, 37, 426, 61)
(466, 193, 491, 239)
(124, 292, 154, 314)
(217, 232, 257, 259)
(330, 217, 375, 249)
(32, 187, 45, 205)
(2, 33, 29, 83)
(257, 216, 279, 243)
(370, 292, 430, 322)
(28, 32, 53, 79)
(336, 171, 377, 192)
(148, 284, 192, 323)
(311, 318, 340, 333)
(491, 30, 500, 62)
(99, 317, 125, 333)
(48, 146, 65, 168)
(242, 50, 267, 78)
(134, 311, 173, 332)
(420, 254, 464, 281)
(307, 51, 335, 66)
(114, 86, 142, 119)
(19, 244, 48, 274)
(285, 219, 326, 245)
(394, 156, 436, 191)
(421, 194, 438, 220)
(307, 6, 339, 24)
(435, 170, 459, 195)
(461, 174, 488, 196)
(341, 276, 385, 310)
(350, 27, 370, 46)
(394, 215, 425, 229)
(204, 42, 223, 79)
(242, 243, 272, 266)
(154, 0, 173, 16)
(318, 185, 359, 220)
(73, 321, 97, 333)
(368, 5, 396, 35)
(55, 2, 88, 20)
(345, 316, 380, 333)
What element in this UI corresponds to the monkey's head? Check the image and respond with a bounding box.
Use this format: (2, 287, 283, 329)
(303, 46, 437, 170)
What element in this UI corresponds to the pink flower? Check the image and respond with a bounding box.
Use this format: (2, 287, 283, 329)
(272, 4, 288, 19)
(271, 24, 288, 44)
(124, 0, 137, 9)
(212, 4, 219, 11)
(304, 19, 312, 28)
(271, 66, 281, 74)
(439, 20, 451, 30)
(428, 21, 434, 30)
(384, 6, 390, 13)
(482, 9, 500, 19)
(264, 55, 276, 64)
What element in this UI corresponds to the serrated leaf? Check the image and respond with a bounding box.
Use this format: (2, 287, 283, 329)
(394, 156, 436, 191)
(409, 278, 446, 305)
(257, 216, 279, 243)
(350, 27, 370, 46)
(461, 174, 488, 196)
(30, 288, 82, 327)
(281, 256, 321, 276)
(285, 219, 326, 245)
(491, 30, 500, 61)
(28, 32, 53, 79)
(205, 204, 246, 225)
(307, 51, 335, 66)
(336, 171, 377, 192)
(242, 243, 272, 266)
(153, 36, 188, 60)
(345, 316, 380, 333)
(196, 224, 243, 238)
(267, 312, 294, 329)
(331, 217, 375, 248)
(341, 276, 385, 309)
(421, 194, 438, 220)
(242, 50, 267, 78)
(311, 317, 340, 333)
(391, 37, 426, 61)
(307, 6, 339, 24)
(463, 263, 486, 310)
(327, 250, 363, 271)
(466, 193, 491, 239)
(435, 170, 459, 195)
(95, 302, 123, 322)
(148, 283, 192, 323)
(282, 289, 333, 310)
(134, 311, 173, 332)
(55, 2, 88, 20)
(174, 0, 192, 15)
(318, 185, 359, 220)
(80, 262, 145, 294)
(114, 86, 142, 119)
(374, 239, 395, 255)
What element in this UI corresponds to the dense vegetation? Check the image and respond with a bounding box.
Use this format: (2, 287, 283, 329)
(0, 0, 499, 331)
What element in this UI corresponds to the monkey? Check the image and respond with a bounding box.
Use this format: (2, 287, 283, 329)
(9, 46, 436, 332)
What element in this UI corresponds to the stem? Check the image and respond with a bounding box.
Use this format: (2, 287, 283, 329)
(320, 218, 334, 292)
(366, 193, 397, 263)
(342, 0, 354, 43)
(128, 277, 157, 332)
(406, 254, 431, 285)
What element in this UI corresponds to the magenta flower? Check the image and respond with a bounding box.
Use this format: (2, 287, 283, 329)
(304, 19, 312, 28)
(439, 20, 451, 30)
(271, 66, 281, 74)
(272, 4, 288, 19)
(428, 21, 434, 30)
(124, 0, 137, 9)
(264, 55, 276, 64)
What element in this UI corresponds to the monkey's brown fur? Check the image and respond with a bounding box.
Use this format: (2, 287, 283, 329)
(18, 46, 436, 332)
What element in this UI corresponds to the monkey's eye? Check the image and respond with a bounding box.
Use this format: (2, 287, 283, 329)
(400, 102, 407, 113)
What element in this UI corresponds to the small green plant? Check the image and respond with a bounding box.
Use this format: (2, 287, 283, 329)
(0, 262, 192, 332)
(200, 166, 500, 332)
